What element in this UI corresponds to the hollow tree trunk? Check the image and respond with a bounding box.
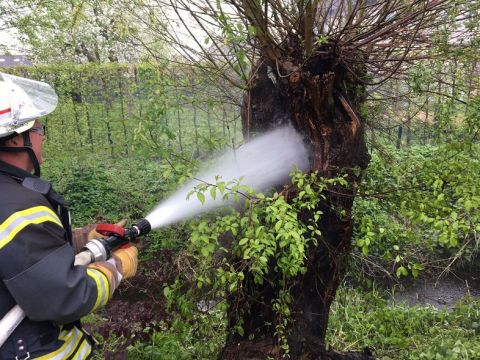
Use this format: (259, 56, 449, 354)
(222, 54, 370, 359)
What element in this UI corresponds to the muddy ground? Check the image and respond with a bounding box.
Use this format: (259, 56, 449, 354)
(85, 250, 176, 358)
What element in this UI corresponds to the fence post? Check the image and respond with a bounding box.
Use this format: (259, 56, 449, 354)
(193, 104, 200, 157)
(118, 68, 129, 155)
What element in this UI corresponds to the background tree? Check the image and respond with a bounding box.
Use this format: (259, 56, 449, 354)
(2, 0, 166, 63)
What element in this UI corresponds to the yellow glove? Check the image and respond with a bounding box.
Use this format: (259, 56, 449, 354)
(111, 244, 138, 279)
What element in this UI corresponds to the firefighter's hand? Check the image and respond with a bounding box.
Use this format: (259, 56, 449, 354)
(111, 243, 138, 279)
(72, 224, 97, 254)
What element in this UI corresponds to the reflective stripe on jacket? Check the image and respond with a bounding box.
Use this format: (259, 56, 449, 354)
(0, 162, 107, 359)
(35, 327, 92, 360)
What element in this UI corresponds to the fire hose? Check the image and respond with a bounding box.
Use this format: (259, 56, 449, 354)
(0, 219, 151, 348)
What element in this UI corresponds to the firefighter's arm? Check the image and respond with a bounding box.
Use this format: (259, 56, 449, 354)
(86, 244, 139, 309)
(0, 207, 135, 324)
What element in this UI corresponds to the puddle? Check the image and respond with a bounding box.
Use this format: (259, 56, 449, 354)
(391, 276, 480, 309)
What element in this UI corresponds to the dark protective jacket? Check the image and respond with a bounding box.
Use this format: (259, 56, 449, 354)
(0, 161, 110, 360)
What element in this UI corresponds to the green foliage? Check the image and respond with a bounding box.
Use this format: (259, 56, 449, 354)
(127, 312, 226, 360)
(353, 138, 480, 278)
(164, 170, 351, 352)
(43, 156, 168, 226)
(189, 171, 322, 282)
(4, 0, 161, 63)
(213, 1, 251, 82)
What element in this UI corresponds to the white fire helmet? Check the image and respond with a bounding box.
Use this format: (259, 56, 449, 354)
(0, 72, 58, 139)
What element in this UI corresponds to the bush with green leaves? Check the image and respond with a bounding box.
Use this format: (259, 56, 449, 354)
(352, 141, 480, 279)
(159, 170, 350, 353)
(43, 157, 165, 225)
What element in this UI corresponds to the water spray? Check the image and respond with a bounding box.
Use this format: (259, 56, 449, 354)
(146, 126, 308, 228)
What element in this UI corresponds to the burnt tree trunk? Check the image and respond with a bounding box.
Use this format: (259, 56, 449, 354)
(222, 51, 370, 359)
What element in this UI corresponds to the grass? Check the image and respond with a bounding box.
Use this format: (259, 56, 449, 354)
(126, 310, 227, 360)
(327, 285, 480, 360)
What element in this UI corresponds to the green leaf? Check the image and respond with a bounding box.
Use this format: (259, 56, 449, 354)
(396, 266, 408, 278)
(464, 199, 472, 210)
(362, 246, 369, 256)
(197, 192, 205, 205)
(275, 220, 283, 232)
(247, 25, 256, 36)
(218, 182, 225, 194)
(210, 187, 217, 200)
(236, 325, 244, 336)
(450, 235, 458, 247)
(201, 246, 210, 257)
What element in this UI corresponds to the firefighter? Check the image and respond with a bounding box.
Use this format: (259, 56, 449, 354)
(0, 72, 138, 359)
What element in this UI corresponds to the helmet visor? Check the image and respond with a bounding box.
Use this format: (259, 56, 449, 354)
(0, 73, 58, 122)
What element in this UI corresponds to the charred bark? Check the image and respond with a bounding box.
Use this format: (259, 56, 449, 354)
(222, 46, 370, 359)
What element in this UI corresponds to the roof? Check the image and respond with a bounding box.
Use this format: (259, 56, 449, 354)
(0, 55, 33, 67)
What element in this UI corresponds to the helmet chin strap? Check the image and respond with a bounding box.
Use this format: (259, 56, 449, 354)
(22, 131, 41, 177)
(0, 131, 41, 177)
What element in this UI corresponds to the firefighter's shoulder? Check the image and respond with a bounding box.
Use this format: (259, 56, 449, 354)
(0, 173, 63, 256)
(0, 173, 54, 216)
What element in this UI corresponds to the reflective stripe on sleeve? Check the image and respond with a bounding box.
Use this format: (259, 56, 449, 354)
(72, 338, 93, 360)
(0, 206, 63, 249)
(35, 327, 91, 360)
(86, 268, 110, 311)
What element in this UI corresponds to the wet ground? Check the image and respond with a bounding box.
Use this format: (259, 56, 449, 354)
(391, 275, 480, 309)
